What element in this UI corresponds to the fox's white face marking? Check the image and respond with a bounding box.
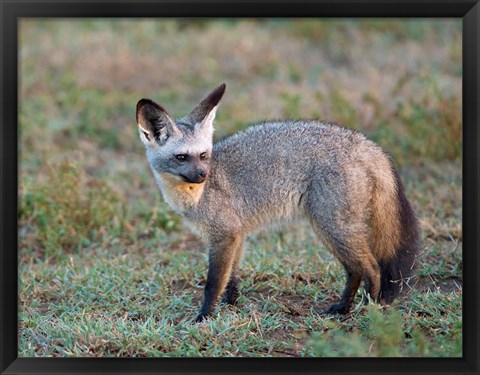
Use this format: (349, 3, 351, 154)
(174, 135, 212, 157)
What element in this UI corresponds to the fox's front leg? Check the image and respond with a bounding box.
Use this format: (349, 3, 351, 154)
(195, 234, 242, 322)
(222, 240, 244, 305)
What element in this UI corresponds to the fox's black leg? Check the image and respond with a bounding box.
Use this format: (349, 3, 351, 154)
(363, 279, 381, 304)
(327, 270, 361, 315)
(363, 279, 372, 304)
(195, 234, 242, 322)
(221, 243, 243, 305)
(195, 270, 225, 322)
(222, 275, 240, 305)
(362, 260, 381, 304)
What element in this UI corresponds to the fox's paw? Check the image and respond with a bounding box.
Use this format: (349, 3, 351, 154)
(221, 290, 240, 305)
(327, 302, 350, 315)
(194, 313, 208, 323)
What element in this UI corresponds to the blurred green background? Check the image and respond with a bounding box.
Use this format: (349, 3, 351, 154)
(18, 19, 462, 357)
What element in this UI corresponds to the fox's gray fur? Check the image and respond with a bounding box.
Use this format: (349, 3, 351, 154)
(136, 83, 419, 322)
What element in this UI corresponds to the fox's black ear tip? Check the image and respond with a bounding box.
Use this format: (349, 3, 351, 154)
(137, 98, 154, 107)
(136, 98, 150, 111)
(214, 83, 226, 99)
(136, 98, 165, 112)
(216, 83, 226, 94)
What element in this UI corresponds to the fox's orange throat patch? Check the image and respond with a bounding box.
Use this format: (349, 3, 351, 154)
(158, 173, 205, 211)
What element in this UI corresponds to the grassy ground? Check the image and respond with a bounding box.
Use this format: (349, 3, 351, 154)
(18, 19, 462, 357)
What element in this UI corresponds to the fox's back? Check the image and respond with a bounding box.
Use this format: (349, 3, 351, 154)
(205, 120, 385, 229)
(213, 120, 373, 167)
(211, 120, 379, 186)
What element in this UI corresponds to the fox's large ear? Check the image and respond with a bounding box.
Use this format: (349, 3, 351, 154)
(186, 83, 226, 132)
(136, 99, 179, 146)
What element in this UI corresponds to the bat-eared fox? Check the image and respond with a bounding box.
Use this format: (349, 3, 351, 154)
(136, 83, 419, 322)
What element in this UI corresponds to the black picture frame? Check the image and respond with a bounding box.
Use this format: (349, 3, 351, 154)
(1, 1, 478, 374)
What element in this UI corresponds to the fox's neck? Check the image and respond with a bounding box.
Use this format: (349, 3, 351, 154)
(154, 172, 205, 213)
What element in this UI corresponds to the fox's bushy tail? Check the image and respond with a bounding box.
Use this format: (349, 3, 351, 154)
(378, 163, 419, 303)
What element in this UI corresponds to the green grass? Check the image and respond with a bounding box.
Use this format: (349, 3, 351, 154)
(18, 19, 462, 357)
(19, 207, 462, 357)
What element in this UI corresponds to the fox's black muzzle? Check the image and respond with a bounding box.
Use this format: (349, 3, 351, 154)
(180, 170, 207, 184)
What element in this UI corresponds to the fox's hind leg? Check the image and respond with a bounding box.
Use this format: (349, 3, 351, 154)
(341, 238, 382, 306)
(327, 268, 362, 314)
(326, 243, 380, 314)
(305, 206, 380, 314)
(361, 253, 382, 304)
(306, 219, 365, 314)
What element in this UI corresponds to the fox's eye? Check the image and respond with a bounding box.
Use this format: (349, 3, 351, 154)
(200, 152, 208, 160)
(175, 154, 187, 161)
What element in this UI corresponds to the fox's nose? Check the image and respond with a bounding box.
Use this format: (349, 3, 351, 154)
(197, 170, 207, 179)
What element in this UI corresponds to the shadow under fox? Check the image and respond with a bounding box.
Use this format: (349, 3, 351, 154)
(136, 83, 419, 322)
